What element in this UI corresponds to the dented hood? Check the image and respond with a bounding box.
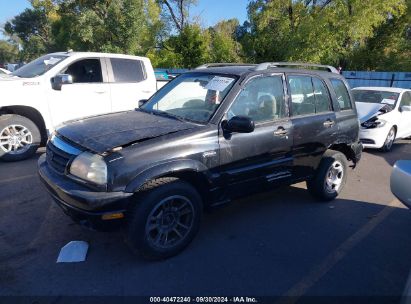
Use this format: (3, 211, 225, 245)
(56, 110, 196, 153)
(355, 102, 387, 123)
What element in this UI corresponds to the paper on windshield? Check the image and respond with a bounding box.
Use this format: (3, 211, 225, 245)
(381, 99, 396, 105)
(205, 76, 234, 92)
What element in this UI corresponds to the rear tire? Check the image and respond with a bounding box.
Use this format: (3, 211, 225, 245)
(125, 178, 202, 260)
(0, 114, 40, 161)
(306, 150, 348, 201)
(381, 127, 396, 152)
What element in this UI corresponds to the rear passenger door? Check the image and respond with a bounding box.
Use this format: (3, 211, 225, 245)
(107, 58, 156, 112)
(287, 74, 338, 178)
(328, 78, 359, 143)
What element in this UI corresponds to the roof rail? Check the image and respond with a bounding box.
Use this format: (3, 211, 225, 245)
(195, 63, 256, 69)
(254, 62, 339, 74)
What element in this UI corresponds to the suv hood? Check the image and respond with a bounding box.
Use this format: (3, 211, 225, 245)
(57, 110, 197, 153)
(355, 102, 393, 123)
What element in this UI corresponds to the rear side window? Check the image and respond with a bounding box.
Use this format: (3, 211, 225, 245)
(330, 79, 352, 110)
(312, 78, 331, 112)
(110, 58, 146, 83)
(288, 75, 316, 115)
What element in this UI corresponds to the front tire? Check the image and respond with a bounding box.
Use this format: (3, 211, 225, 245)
(0, 114, 41, 161)
(381, 127, 396, 152)
(125, 178, 202, 260)
(306, 150, 348, 201)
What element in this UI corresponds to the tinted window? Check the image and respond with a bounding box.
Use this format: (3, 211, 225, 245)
(330, 79, 352, 110)
(288, 75, 316, 116)
(400, 92, 411, 106)
(228, 76, 285, 123)
(312, 77, 331, 112)
(111, 58, 145, 83)
(64, 59, 103, 83)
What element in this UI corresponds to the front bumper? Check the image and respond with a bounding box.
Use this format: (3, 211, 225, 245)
(359, 124, 392, 149)
(38, 154, 133, 230)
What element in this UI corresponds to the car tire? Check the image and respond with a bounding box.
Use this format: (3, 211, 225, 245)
(381, 127, 396, 152)
(306, 150, 348, 201)
(125, 177, 203, 260)
(0, 114, 41, 162)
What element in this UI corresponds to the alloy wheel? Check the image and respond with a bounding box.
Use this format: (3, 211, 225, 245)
(0, 124, 33, 154)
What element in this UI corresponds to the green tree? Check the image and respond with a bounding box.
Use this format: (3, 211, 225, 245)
(245, 0, 406, 67)
(348, 0, 411, 71)
(4, 0, 59, 60)
(0, 40, 19, 64)
(208, 19, 243, 62)
(53, 0, 162, 55)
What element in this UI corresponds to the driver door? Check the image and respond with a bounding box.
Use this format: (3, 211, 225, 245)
(47, 58, 111, 127)
(398, 91, 411, 138)
(218, 74, 293, 197)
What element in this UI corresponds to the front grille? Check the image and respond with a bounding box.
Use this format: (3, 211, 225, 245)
(360, 138, 375, 144)
(46, 141, 74, 174)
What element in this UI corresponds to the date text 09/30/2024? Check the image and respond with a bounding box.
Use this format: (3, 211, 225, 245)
(149, 297, 258, 303)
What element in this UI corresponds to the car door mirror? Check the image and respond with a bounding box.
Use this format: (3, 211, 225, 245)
(52, 74, 73, 91)
(400, 105, 411, 112)
(224, 116, 255, 133)
(138, 99, 148, 107)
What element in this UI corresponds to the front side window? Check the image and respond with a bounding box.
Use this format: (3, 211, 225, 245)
(142, 73, 236, 123)
(400, 92, 411, 107)
(64, 59, 103, 83)
(111, 58, 146, 83)
(228, 75, 286, 122)
(330, 79, 352, 110)
(288, 75, 316, 116)
(352, 90, 400, 107)
(12, 54, 68, 78)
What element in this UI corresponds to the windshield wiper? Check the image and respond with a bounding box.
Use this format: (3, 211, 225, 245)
(149, 109, 187, 122)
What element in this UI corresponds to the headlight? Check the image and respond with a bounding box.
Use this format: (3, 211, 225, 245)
(69, 152, 107, 185)
(361, 118, 387, 129)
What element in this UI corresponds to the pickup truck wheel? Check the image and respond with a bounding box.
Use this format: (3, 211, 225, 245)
(306, 150, 348, 201)
(125, 178, 202, 260)
(381, 127, 396, 152)
(0, 114, 40, 161)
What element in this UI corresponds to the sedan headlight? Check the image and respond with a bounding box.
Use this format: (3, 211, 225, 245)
(361, 118, 387, 129)
(69, 152, 107, 185)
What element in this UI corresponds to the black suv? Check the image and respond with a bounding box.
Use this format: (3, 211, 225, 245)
(38, 62, 362, 259)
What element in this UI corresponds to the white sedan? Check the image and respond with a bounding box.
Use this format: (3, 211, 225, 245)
(352, 87, 411, 151)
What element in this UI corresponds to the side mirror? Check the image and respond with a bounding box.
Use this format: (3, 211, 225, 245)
(138, 99, 148, 107)
(224, 116, 255, 133)
(52, 74, 73, 91)
(400, 105, 411, 112)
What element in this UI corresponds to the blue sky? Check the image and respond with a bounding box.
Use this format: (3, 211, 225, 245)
(0, 0, 249, 39)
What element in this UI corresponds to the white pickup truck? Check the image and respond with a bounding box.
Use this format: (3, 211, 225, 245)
(0, 51, 158, 161)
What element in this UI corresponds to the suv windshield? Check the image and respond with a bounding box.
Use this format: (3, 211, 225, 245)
(141, 73, 237, 123)
(352, 90, 400, 107)
(12, 54, 68, 78)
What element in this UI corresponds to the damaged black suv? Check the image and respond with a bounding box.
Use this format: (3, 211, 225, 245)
(38, 62, 362, 259)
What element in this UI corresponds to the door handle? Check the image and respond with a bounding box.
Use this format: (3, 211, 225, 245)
(323, 120, 335, 128)
(94, 91, 107, 94)
(274, 127, 288, 136)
